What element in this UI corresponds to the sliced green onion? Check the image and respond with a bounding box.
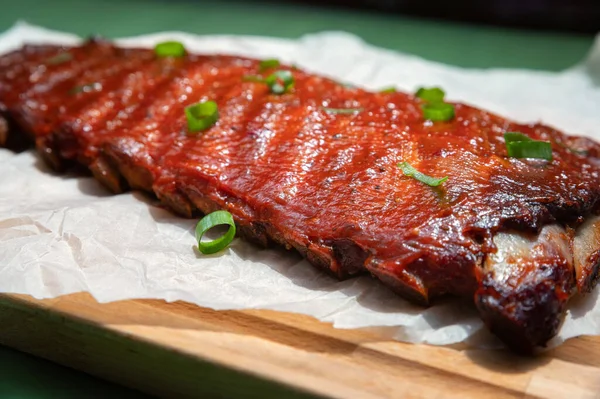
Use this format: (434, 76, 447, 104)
(264, 70, 295, 94)
(69, 82, 101, 95)
(398, 162, 448, 187)
(46, 52, 72, 65)
(506, 141, 553, 161)
(154, 41, 186, 58)
(416, 87, 445, 103)
(504, 131, 532, 143)
(380, 86, 397, 94)
(185, 100, 219, 133)
(195, 210, 236, 255)
(259, 59, 280, 72)
(503, 132, 553, 160)
(243, 70, 295, 94)
(421, 102, 455, 122)
(322, 107, 363, 114)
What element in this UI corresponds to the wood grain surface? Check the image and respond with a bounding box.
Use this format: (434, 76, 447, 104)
(0, 293, 599, 399)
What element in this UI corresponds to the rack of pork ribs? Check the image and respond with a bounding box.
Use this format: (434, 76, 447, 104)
(2, 39, 600, 353)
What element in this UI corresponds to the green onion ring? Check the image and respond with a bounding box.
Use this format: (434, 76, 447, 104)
(506, 141, 553, 161)
(185, 100, 219, 134)
(154, 41, 186, 58)
(415, 87, 445, 103)
(195, 210, 237, 255)
(504, 132, 553, 160)
(264, 70, 295, 94)
(504, 132, 533, 143)
(421, 102, 455, 122)
(259, 59, 280, 72)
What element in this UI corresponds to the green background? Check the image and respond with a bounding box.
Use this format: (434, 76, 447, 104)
(0, 0, 595, 70)
(0, 0, 596, 397)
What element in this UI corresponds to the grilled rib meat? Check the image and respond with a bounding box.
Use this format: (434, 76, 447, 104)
(2, 40, 600, 352)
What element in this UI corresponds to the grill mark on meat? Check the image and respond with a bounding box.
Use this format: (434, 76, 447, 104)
(175, 77, 337, 269)
(47, 49, 155, 160)
(0, 47, 63, 150)
(31, 50, 153, 172)
(2, 43, 600, 352)
(155, 71, 332, 255)
(56, 64, 155, 162)
(103, 56, 258, 193)
(0, 45, 64, 83)
(42, 48, 150, 123)
(179, 76, 382, 276)
(74, 54, 219, 190)
(153, 65, 275, 218)
(155, 72, 378, 277)
(31, 47, 154, 170)
(58, 56, 187, 166)
(4, 41, 116, 134)
(224, 86, 442, 280)
(0, 45, 65, 117)
(84, 56, 213, 190)
(246, 81, 377, 276)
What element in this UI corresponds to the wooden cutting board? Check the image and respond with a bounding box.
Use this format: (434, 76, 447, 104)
(0, 293, 599, 399)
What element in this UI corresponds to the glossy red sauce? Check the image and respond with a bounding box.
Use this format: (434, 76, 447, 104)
(2, 43, 600, 303)
(151, 69, 600, 298)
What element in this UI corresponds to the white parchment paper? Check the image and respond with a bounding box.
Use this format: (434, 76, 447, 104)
(1, 22, 600, 348)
